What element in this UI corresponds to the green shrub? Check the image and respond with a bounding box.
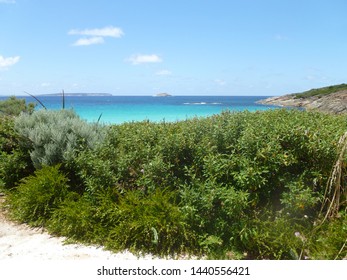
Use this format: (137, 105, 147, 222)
(14, 109, 106, 169)
(0, 96, 35, 116)
(239, 212, 347, 260)
(239, 215, 307, 260)
(8, 165, 69, 225)
(69, 109, 347, 258)
(280, 178, 321, 217)
(6, 108, 347, 259)
(107, 189, 196, 256)
(309, 213, 347, 259)
(47, 195, 102, 243)
(47, 188, 119, 244)
(0, 116, 33, 190)
(179, 177, 250, 248)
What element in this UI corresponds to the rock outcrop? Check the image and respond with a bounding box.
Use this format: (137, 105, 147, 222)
(258, 90, 347, 114)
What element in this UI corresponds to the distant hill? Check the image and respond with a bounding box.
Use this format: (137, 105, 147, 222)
(41, 93, 113, 97)
(257, 84, 347, 114)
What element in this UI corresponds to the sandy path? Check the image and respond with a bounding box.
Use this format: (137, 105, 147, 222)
(0, 195, 156, 260)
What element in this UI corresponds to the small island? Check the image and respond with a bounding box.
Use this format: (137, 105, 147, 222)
(154, 93, 172, 97)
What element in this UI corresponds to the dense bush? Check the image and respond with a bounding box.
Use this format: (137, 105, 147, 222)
(47, 187, 196, 256)
(106, 189, 196, 256)
(47, 193, 105, 244)
(0, 96, 35, 116)
(14, 109, 106, 169)
(309, 213, 347, 259)
(8, 165, 69, 226)
(4, 108, 347, 259)
(0, 116, 33, 190)
(72, 109, 346, 258)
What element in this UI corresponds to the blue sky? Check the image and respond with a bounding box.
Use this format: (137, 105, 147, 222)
(0, 0, 346, 96)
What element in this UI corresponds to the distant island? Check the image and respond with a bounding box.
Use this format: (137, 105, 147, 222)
(257, 83, 347, 114)
(154, 93, 172, 97)
(40, 93, 113, 97)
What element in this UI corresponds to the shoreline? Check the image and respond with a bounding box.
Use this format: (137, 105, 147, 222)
(257, 91, 347, 114)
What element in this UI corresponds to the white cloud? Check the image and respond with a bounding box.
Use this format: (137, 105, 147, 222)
(68, 26, 124, 38)
(41, 82, 51, 87)
(72, 37, 105, 46)
(156, 69, 171, 76)
(128, 54, 162, 65)
(0, 55, 20, 69)
(68, 26, 123, 47)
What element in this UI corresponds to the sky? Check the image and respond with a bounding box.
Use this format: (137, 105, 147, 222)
(0, 0, 346, 96)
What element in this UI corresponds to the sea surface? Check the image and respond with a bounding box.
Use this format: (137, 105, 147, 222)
(1, 95, 280, 124)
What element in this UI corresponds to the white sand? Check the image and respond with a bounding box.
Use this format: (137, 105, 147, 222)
(0, 196, 158, 260)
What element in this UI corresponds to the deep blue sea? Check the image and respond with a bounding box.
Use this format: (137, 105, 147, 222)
(1, 95, 279, 124)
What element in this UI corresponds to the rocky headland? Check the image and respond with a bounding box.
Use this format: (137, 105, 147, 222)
(258, 85, 347, 114)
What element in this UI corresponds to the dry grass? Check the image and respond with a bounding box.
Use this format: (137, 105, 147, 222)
(321, 131, 347, 222)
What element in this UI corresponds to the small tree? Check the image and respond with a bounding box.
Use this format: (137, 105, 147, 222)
(0, 96, 35, 116)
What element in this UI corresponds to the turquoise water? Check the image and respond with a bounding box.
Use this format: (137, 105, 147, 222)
(2, 95, 278, 124)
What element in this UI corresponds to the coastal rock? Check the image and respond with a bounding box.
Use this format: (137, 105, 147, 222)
(258, 90, 347, 114)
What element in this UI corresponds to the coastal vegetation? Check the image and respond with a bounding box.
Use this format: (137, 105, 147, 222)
(0, 96, 346, 259)
(292, 83, 347, 99)
(0, 96, 35, 116)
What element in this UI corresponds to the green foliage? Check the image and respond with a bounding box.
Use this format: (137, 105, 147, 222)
(0, 116, 33, 190)
(239, 215, 308, 260)
(14, 109, 106, 169)
(4, 108, 347, 259)
(47, 187, 120, 245)
(0, 96, 35, 116)
(309, 213, 347, 259)
(280, 179, 320, 217)
(293, 83, 347, 99)
(8, 165, 69, 225)
(47, 194, 103, 243)
(106, 189, 196, 256)
(179, 177, 250, 248)
(47, 188, 196, 256)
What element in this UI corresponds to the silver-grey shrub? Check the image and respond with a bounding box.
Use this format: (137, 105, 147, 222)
(15, 109, 106, 168)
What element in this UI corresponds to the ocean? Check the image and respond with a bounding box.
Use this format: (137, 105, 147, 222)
(1, 95, 279, 124)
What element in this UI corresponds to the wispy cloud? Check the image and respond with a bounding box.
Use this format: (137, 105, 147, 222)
(0, 0, 16, 4)
(69, 26, 123, 46)
(215, 79, 227, 86)
(304, 74, 328, 82)
(0, 55, 20, 70)
(72, 37, 105, 46)
(128, 54, 162, 65)
(156, 69, 171, 76)
(68, 26, 124, 38)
